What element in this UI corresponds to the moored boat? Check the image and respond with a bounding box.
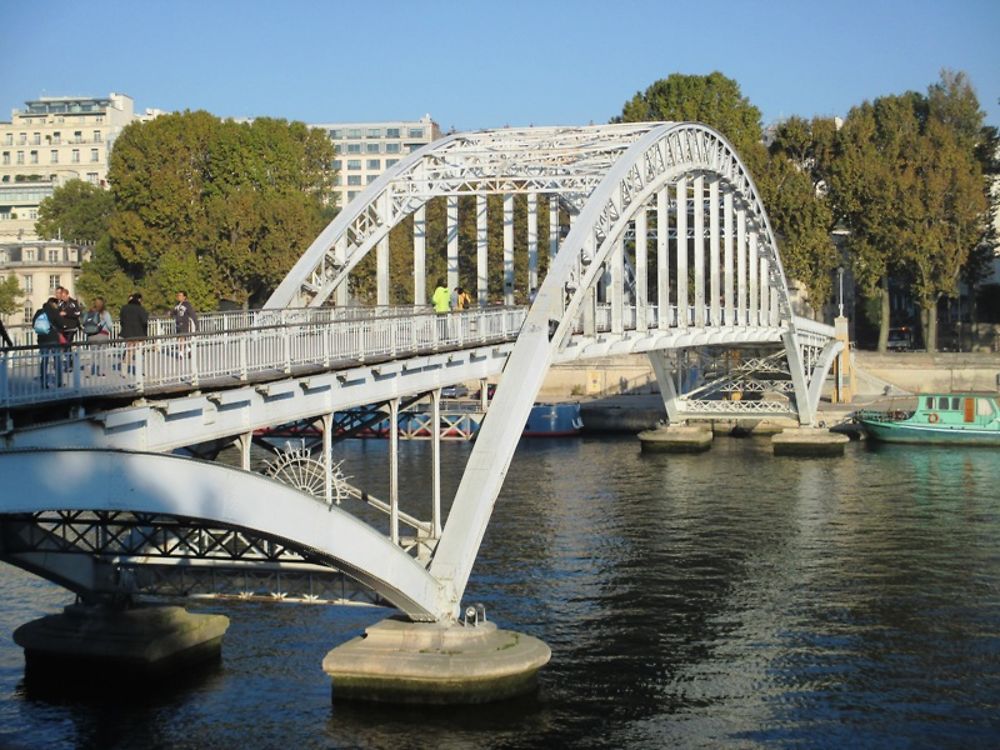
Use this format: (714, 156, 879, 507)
(856, 393, 1000, 446)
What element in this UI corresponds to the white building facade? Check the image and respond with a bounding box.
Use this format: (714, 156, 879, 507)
(0, 93, 147, 242)
(311, 115, 441, 209)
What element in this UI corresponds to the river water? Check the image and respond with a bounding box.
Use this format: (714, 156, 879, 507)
(1, 436, 999, 749)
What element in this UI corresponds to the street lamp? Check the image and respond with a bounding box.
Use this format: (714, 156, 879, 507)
(837, 266, 845, 319)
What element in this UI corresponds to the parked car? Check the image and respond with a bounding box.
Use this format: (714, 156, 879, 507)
(441, 384, 470, 399)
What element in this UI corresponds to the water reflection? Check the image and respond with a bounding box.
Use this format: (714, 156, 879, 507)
(1, 437, 998, 748)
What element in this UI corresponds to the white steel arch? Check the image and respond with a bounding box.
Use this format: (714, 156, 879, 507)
(0, 450, 445, 621)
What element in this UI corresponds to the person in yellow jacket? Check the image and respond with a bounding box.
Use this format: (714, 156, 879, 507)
(432, 281, 451, 313)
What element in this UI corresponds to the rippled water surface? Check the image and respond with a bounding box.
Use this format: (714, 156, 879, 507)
(2, 436, 999, 748)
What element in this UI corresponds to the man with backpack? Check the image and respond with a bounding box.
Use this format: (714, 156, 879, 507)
(56, 286, 82, 370)
(33, 297, 66, 388)
(82, 297, 114, 376)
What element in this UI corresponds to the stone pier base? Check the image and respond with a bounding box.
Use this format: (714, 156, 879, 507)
(638, 424, 714, 453)
(13, 603, 229, 682)
(772, 427, 850, 457)
(322, 616, 550, 704)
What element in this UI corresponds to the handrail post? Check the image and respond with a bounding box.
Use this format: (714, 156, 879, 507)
(283, 326, 292, 374)
(0, 350, 8, 409)
(240, 331, 248, 382)
(190, 336, 200, 388)
(72, 346, 81, 396)
(135, 345, 145, 394)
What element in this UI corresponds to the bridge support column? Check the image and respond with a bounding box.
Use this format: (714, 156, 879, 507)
(238, 430, 252, 471)
(692, 175, 705, 327)
(656, 187, 670, 328)
(527, 192, 538, 296)
(322, 615, 550, 704)
(772, 427, 849, 457)
(723, 190, 734, 325)
(431, 389, 442, 538)
(635, 205, 648, 333)
(389, 398, 400, 545)
(447, 197, 460, 293)
(648, 350, 683, 424)
(709, 178, 720, 327)
(322, 412, 334, 507)
(676, 177, 688, 328)
(414, 205, 427, 305)
(14, 602, 229, 687)
(549, 195, 559, 262)
(503, 195, 514, 305)
(476, 195, 488, 306)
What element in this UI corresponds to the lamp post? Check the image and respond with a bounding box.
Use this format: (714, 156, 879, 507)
(837, 266, 845, 319)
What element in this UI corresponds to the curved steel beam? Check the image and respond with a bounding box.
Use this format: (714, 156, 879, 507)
(0, 450, 444, 621)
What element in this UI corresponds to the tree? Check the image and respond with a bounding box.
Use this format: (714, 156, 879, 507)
(34, 179, 114, 243)
(0, 275, 22, 316)
(106, 111, 335, 310)
(76, 236, 135, 312)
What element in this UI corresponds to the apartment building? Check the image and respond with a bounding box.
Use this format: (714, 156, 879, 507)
(0, 240, 91, 326)
(0, 93, 152, 241)
(311, 115, 441, 208)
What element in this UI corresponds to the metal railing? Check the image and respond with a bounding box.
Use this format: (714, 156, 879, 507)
(0, 306, 527, 409)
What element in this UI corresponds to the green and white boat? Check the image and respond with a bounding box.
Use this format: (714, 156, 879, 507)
(857, 393, 1000, 446)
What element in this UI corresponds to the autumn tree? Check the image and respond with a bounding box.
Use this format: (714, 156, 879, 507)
(0, 275, 22, 316)
(34, 179, 114, 243)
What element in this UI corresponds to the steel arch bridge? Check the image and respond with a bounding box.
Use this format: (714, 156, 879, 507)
(1, 123, 840, 624)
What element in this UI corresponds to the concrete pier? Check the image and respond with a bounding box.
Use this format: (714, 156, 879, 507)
(322, 616, 550, 704)
(772, 427, 850, 457)
(13, 603, 229, 681)
(638, 424, 714, 453)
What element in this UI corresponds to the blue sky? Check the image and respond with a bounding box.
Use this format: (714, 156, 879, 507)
(4, 0, 999, 130)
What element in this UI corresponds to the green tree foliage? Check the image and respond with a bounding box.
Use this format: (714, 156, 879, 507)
(0, 275, 22, 316)
(34, 179, 114, 243)
(618, 72, 837, 316)
(76, 236, 135, 312)
(106, 111, 334, 311)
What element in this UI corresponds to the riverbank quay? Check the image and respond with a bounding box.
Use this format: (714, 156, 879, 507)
(853, 351, 1000, 394)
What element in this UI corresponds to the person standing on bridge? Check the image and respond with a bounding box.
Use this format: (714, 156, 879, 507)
(33, 297, 66, 388)
(172, 290, 198, 357)
(119, 293, 149, 375)
(82, 297, 114, 376)
(56, 285, 81, 372)
(432, 281, 451, 313)
(0, 317, 13, 350)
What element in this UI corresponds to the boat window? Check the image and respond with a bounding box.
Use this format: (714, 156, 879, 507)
(926, 397, 934, 409)
(951, 397, 961, 410)
(938, 397, 949, 410)
(979, 399, 995, 417)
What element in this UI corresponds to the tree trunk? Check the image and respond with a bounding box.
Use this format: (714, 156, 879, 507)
(924, 303, 937, 353)
(877, 275, 890, 353)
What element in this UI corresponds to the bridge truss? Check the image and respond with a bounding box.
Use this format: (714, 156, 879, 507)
(1, 123, 840, 624)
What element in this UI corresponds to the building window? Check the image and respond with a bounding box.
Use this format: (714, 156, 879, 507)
(93, 130, 102, 143)
(328, 129, 342, 139)
(52, 132, 61, 145)
(23, 275, 33, 294)
(366, 128, 382, 138)
(385, 143, 401, 154)
(386, 128, 401, 139)
(332, 160, 342, 170)
(346, 143, 362, 154)
(3, 133, 11, 146)
(407, 128, 424, 138)
(74, 131, 82, 143)
(50, 150, 59, 163)
(367, 159, 380, 169)
(23, 299, 33, 322)
(72, 149, 80, 163)
(386, 159, 399, 168)
(30, 150, 38, 164)
(407, 144, 421, 153)
(28, 209, 37, 219)
(49, 274, 61, 291)
(366, 143, 380, 154)
(347, 191, 358, 201)
(86, 172, 99, 185)
(90, 148, 99, 162)
(346, 128, 362, 139)
(332, 175, 342, 186)
(1, 152, 8, 165)
(32, 132, 41, 145)
(347, 175, 362, 186)
(16, 151, 24, 164)
(347, 159, 361, 170)
(366, 175, 378, 184)
(24, 248, 35, 261)
(48, 249, 59, 262)
(18, 133, 26, 145)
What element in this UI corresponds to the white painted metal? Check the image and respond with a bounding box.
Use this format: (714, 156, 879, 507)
(736, 208, 747, 326)
(656, 187, 669, 329)
(389, 398, 400, 545)
(431, 388, 442, 538)
(693, 175, 705, 327)
(413, 205, 427, 304)
(676, 177, 688, 328)
(723, 190, 734, 325)
(527, 193, 538, 294)
(0, 450, 444, 620)
(749, 230, 759, 327)
(447, 197, 459, 293)
(634, 207, 648, 334)
(549, 195, 559, 261)
(503, 195, 514, 305)
(709, 179, 720, 326)
(476, 195, 488, 306)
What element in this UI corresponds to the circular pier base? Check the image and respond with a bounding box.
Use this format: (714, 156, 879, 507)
(638, 424, 714, 453)
(322, 616, 551, 704)
(13, 603, 229, 682)
(772, 427, 850, 457)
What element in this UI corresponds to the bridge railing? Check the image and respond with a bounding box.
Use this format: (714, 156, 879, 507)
(0, 306, 528, 409)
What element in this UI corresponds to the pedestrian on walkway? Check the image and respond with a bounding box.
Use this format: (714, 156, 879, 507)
(82, 296, 114, 376)
(56, 285, 81, 371)
(119, 293, 149, 375)
(33, 297, 66, 388)
(172, 290, 198, 357)
(432, 281, 451, 313)
(0, 317, 12, 349)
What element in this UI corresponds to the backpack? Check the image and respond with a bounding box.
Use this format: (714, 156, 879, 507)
(33, 312, 52, 335)
(82, 311, 102, 336)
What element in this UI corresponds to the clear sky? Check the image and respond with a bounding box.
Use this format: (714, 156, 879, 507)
(4, 0, 999, 130)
